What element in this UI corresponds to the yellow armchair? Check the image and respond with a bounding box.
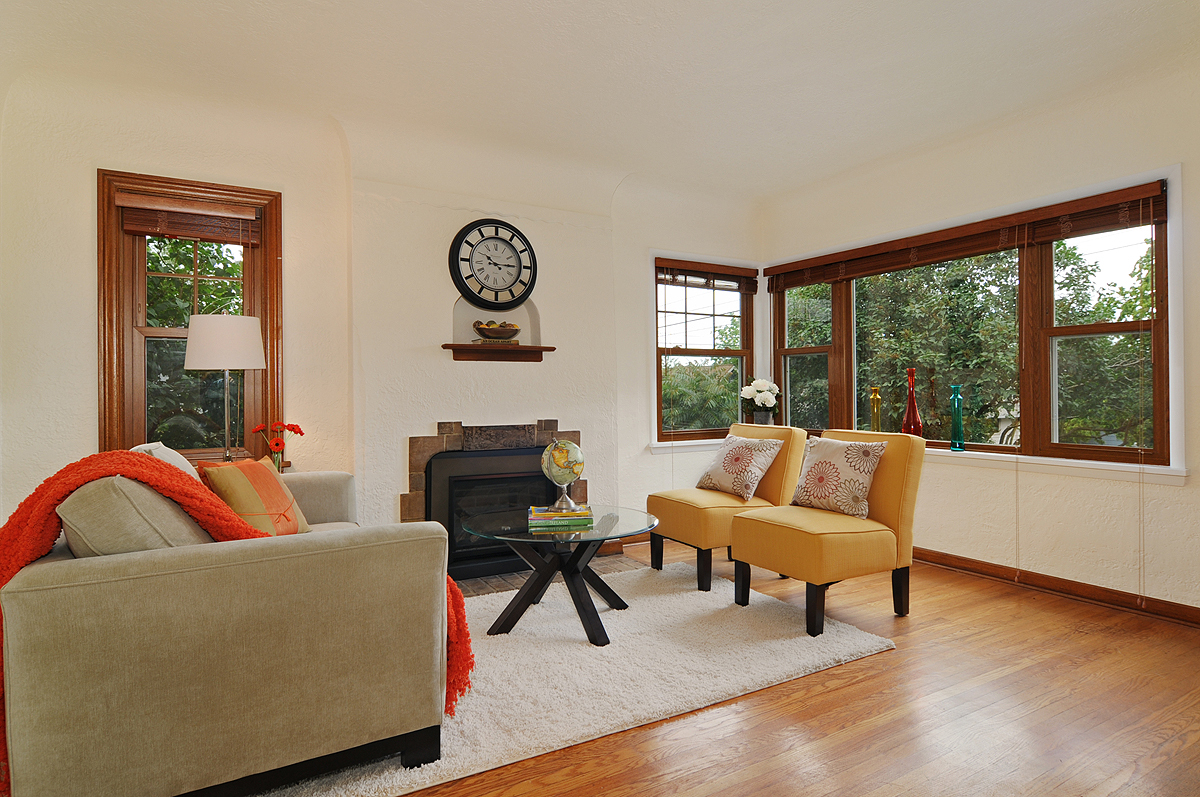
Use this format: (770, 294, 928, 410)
(731, 429, 925, 635)
(647, 423, 807, 591)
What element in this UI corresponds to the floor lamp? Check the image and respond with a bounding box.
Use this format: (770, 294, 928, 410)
(183, 314, 267, 461)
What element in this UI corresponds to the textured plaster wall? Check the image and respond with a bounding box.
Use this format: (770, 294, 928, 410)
(610, 175, 759, 509)
(758, 57, 1200, 606)
(347, 178, 619, 525)
(340, 127, 756, 526)
(0, 72, 354, 516)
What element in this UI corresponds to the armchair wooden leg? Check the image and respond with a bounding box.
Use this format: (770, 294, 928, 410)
(734, 560, 751, 605)
(727, 545, 733, 561)
(806, 582, 830, 636)
(892, 566, 910, 617)
(650, 532, 663, 571)
(697, 547, 712, 591)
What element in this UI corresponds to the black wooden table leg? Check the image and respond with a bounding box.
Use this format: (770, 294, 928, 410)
(565, 540, 627, 607)
(486, 543, 557, 636)
(486, 537, 632, 646)
(569, 539, 627, 610)
(581, 567, 628, 610)
(562, 565, 610, 646)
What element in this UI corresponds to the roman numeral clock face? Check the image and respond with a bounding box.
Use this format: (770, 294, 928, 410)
(448, 219, 537, 312)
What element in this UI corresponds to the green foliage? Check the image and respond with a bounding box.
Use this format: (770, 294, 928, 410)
(786, 353, 829, 428)
(855, 250, 1019, 444)
(1051, 236, 1155, 446)
(144, 237, 246, 449)
(145, 339, 244, 450)
(147, 239, 244, 327)
(785, 283, 832, 347)
(848, 234, 1154, 447)
(661, 356, 742, 432)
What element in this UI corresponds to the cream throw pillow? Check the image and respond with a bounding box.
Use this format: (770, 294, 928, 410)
(792, 437, 888, 519)
(57, 476, 213, 557)
(696, 434, 784, 501)
(130, 441, 201, 480)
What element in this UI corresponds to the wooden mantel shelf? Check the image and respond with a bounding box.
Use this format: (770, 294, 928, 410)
(442, 343, 556, 362)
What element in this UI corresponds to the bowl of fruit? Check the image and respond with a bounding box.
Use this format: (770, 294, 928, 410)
(473, 320, 521, 340)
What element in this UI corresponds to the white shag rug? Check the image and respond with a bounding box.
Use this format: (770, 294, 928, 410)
(266, 562, 894, 796)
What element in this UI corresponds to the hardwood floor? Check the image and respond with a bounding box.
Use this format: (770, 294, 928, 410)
(418, 540, 1200, 797)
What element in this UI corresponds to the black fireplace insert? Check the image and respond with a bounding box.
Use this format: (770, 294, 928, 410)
(425, 447, 557, 580)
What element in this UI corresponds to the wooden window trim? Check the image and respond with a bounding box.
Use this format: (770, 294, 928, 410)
(770, 182, 1169, 465)
(99, 170, 282, 460)
(766, 181, 1164, 287)
(655, 258, 755, 442)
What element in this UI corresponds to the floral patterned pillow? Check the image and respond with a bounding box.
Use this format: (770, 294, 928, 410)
(791, 437, 888, 519)
(696, 435, 785, 501)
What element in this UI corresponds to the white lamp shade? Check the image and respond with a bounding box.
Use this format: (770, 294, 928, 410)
(183, 314, 267, 371)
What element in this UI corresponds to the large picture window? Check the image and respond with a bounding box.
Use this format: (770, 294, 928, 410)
(767, 181, 1167, 465)
(655, 258, 757, 442)
(98, 170, 283, 461)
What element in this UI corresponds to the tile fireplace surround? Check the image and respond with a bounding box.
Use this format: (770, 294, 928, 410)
(400, 419, 587, 524)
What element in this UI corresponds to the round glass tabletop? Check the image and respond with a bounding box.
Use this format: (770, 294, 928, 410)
(460, 504, 658, 544)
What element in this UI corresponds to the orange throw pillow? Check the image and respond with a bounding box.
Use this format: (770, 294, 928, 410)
(196, 458, 311, 536)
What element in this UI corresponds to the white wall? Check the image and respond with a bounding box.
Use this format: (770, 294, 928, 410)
(0, 72, 354, 515)
(610, 175, 759, 509)
(347, 177, 618, 523)
(758, 57, 1200, 607)
(341, 131, 757, 524)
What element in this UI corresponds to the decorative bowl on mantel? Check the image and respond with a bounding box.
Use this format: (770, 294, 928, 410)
(473, 321, 521, 340)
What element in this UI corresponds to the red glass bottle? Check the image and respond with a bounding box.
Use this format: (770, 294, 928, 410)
(901, 367, 923, 437)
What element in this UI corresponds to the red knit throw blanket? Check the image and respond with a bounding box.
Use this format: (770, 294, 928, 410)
(0, 451, 473, 795)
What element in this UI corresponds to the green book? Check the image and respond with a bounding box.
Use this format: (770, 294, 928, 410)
(528, 517, 595, 528)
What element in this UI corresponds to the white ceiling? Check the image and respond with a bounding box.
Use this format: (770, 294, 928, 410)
(3, 0, 1198, 201)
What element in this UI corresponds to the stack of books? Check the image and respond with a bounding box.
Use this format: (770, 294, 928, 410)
(527, 505, 593, 533)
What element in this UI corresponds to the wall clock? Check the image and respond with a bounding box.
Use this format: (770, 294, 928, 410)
(448, 218, 537, 311)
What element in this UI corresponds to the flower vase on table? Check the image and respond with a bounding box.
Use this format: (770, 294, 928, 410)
(901, 368, 923, 437)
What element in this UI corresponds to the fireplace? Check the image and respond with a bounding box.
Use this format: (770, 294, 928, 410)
(426, 448, 557, 579)
(403, 420, 588, 580)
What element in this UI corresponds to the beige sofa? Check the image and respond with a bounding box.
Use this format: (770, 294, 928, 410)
(1, 471, 449, 797)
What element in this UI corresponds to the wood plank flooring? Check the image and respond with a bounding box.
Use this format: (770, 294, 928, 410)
(416, 540, 1200, 797)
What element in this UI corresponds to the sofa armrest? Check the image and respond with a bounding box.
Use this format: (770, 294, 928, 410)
(2, 521, 448, 797)
(281, 470, 357, 525)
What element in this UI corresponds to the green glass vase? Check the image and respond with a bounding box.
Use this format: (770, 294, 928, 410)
(950, 385, 965, 451)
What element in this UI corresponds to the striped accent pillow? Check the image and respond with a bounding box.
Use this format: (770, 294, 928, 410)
(196, 457, 311, 536)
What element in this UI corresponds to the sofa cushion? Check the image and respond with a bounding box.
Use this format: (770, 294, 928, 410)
(696, 434, 784, 501)
(130, 441, 201, 480)
(791, 437, 887, 519)
(56, 475, 213, 558)
(196, 457, 311, 536)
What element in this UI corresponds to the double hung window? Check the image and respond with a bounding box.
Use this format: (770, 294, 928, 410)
(656, 258, 757, 442)
(768, 181, 1168, 464)
(98, 170, 283, 461)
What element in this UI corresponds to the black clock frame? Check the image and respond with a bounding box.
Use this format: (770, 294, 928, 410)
(448, 219, 538, 312)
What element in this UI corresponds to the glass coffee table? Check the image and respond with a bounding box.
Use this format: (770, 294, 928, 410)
(461, 505, 659, 646)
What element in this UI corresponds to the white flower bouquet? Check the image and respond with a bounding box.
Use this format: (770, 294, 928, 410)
(740, 378, 780, 416)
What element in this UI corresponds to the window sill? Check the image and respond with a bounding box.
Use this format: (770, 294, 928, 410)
(649, 438, 724, 455)
(924, 447, 1187, 485)
(647, 436, 1187, 484)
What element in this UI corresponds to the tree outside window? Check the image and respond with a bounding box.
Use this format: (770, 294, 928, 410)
(767, 181, 1167, 465)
